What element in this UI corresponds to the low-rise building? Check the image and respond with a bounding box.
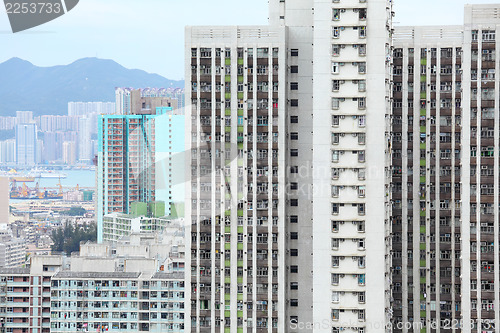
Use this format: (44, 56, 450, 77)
(50, 271, 184, 332)
(0, 232, 185, 333)
(0, 227, 26, 268)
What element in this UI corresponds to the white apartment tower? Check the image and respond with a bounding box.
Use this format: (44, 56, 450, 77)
(389, 5, 500, 333)
(186, 26, 287, 332)
(187, 1, 393, 332)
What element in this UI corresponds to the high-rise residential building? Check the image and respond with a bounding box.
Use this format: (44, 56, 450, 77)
(97, 112, 157, 243)
(42, 132, 58, 162)
(186, 26, 288, 332)
(78, 116, 92, 164)
(186, 0, 393, 332)
(0, 139, 16, 164)
(0, 116, 17, 130)
(0, 232, 185, 333)
(0, 228, 26, 268)
(68, 102, 115, 117)
(40, 115, 79, 132)
(390, 4, 500, 331)
(115, 88, 179, 115)
(97, 89, 184, 243)
(15, 123, 38, 165)
(16, 111, 33, 125)
(62, 141, 77, 165)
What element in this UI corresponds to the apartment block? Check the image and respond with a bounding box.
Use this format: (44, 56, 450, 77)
(115, 88, 178, 115)
(97, 89, 185, 243)
(0, 232, 185, 333)
(0, 139, 16, 164)
(49, 271, 185, 332)
(15, 123, 38, 166)
(186, 26, 287, 332)
(391, 26, 463, 331)
(68, 102, 115, 117)
(0, 256, 62, 333)
(186, 0, 393, 332)
(97, 112, 158, 242)
(389, 4, 500, 333)
(62, 141, 77, 166)
(102, 209, 183, 243)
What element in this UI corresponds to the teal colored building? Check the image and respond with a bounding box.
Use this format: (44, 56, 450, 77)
(97, 107, 184, 243)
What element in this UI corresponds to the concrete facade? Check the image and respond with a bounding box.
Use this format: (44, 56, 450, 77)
(0, 233, 185, 333)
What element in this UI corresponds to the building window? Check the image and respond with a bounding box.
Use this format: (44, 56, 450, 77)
(332, 291, 340, 303)
(331, 133, 340, 145)
(332, 238, 340, 249)
(290, 232, 298, 240)
(332, 80, 340, 91)
(332, 98, 340, 110)
(290, 249, 298, 256)
(290, 115, 298, 123)
(332, 44, 340, 56)
(290, 82, 299, 90)
(290, 265, 298, 273)
(290, 199, 298, 206)
(290, 282, 298, 290)
(332, 27, 340, 38)
(290, 149, 299, 157)
(332, 8, 341, 20)
(332, 203, 340, 215)
(359, 27, 366, 38)
(332, 115, 339, 126)
(291, 99, 299, 107)
(332, 221, 339, 232)
(290, 215, 298, 223)
(291, 49, 299, 56)
(358, 204, 365, 215)
(332, 256, 340, 267)
(332, 150, 340, 162)
(290, 66, 298, 73)
(290, 299, 299, 307)
(332, 185, 339, 197)
(332, 309, 340, 321)
(290, 132, 299, 140)
(332, 62, 339, 74)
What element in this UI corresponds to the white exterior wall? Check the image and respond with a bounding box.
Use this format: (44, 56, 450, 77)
(312, 0, 392, 332)
(186, 26, 287, 333)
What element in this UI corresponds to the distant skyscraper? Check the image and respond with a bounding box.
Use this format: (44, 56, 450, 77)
(97, 92, 184, 242)
(15, 123, 37, 165)
(115, 88, 179, 114)
(78, 117, 92, 164)
(36, 139, 42, 164)
(0, 140, 16, 164)
(68, 102, 115, 117)
(0, 116, 17, 130)
(40, 115, 79, 132)
(42, 132, 57, 162)
(62, 141, 76, 165)
(15, 111, 33, 125)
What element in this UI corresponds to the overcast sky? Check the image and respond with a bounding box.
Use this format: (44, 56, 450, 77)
(0, 0, 499, 79)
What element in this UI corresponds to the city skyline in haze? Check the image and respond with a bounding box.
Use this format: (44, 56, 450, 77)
(0, 0, 498, 80)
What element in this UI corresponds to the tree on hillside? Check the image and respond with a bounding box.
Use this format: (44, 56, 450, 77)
(51, 222, 97, 254)
(62, 206, 87, 216)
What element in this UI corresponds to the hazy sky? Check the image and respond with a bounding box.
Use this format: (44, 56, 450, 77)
(0, 0, 499, 79)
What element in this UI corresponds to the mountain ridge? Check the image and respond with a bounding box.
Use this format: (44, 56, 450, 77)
(0, 57, 184, 117)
